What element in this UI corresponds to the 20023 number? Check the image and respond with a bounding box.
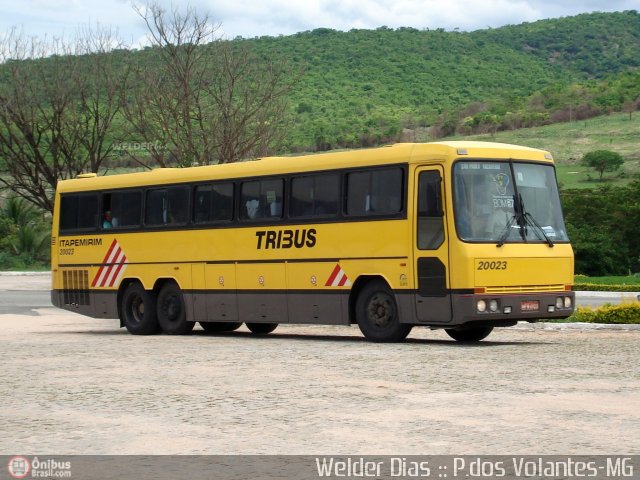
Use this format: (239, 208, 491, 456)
(477, 260, 508, 270)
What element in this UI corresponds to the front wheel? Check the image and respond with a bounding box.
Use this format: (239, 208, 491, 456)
(246, 323, 278, 335)
(157, 282, 194, 335)
(356, 280, 412, 342)
(120, 282, 159, 335)
(445, 326, 494, 342)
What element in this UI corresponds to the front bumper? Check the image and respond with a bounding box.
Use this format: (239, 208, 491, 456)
(453, 291, 575, 325)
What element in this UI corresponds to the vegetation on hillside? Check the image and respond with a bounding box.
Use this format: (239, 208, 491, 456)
(246, 10, 640, 151)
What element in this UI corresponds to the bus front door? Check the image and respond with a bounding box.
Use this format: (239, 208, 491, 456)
(414, 167, 452, 324)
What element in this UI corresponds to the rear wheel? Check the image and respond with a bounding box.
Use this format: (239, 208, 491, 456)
(121, 282, 159, 335)
(157, 282, 194, 335)
(356, 280, 412, 342)
(200, 322, 242, 332)
(445, 326, 494, 342)
(246, 323, 278, 335)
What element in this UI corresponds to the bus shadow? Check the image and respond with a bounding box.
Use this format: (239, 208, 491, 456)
(194, 329, 547, 346)
(43, 328, 550, 346)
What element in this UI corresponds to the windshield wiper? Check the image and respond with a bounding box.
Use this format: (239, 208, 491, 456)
(496, 193, 554, 247)
(497, 194, 527, 247)
(524, 212, 555, 247)
(513, 193, 528, 241)
(517, 192, 554, 247)
(496, 214, 517, 247)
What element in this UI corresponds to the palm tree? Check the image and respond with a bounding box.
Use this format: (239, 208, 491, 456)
(0, 196, 50, 263)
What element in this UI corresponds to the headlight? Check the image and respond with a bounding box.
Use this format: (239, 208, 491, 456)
(477, 300, 487, 313)
(556, 297, 564, 309)
(564, 296, 572, 309)
(489, 299, 499, 312)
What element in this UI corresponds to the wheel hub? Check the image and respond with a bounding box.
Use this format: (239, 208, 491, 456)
(132, 297, 144, 323)
(368, 294, 392, 327)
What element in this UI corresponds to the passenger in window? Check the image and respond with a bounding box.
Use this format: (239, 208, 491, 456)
(102, 211, 113, 229)
(195, 193, 209, 223)
(485, 207, 510, 238)
(246, 199, 260, 219)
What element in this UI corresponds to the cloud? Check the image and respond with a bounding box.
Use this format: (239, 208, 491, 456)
(0, 0, 637, 43)
(201, 0, 638, 38)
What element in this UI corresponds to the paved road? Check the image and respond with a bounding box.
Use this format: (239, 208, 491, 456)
(1, 273, 639, 454)
(1, 309, 639, 455)
(0, 291, 52, 315)
(577, 291, 640, 307)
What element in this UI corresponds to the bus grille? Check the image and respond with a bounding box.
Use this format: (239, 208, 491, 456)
(484, 284, 565, 294)
(62, 270, 90, 306)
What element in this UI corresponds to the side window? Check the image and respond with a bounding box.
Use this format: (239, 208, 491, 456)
(290, 174, 339, 218)
(60, 194, 99, 232)
(240, 178, 283, 221)
(194, 183, 234, 223)
(417, 170, 445, 250)
(145, 186, 189, 226)
(102, 191, 142, 229)
(346, 167, 403, 216)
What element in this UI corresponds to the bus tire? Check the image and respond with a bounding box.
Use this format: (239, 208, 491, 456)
(246, 323, 278, 335)
(121, 282, 159, 335)
(356, 280, 412, 342)
(445, 326, 494, 342)
(200, 322, 242, 332)
(157, 282, 194, 335)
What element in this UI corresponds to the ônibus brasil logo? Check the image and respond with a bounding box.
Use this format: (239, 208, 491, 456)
(7, 456, 72, 478)
(7, 456, 30, 479)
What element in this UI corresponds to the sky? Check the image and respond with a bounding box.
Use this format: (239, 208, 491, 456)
(0, 0, 638, 47)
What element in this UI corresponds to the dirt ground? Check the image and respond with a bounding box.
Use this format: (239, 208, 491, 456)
(1, 302, 639, 455)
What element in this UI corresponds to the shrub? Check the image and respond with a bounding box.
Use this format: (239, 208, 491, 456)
(568, 303, 640, 324)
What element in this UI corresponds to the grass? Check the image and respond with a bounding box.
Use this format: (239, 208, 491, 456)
(574, 274, 640, 292)
(575, 274, 640, 286)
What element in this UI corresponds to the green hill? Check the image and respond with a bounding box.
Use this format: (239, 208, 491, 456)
(242, 10, 640, 151)
(475, 11, 640, 76)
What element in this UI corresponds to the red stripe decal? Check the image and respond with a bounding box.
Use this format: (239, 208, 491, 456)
(325, 264, 341, 286)
(91, 239, 120, 287)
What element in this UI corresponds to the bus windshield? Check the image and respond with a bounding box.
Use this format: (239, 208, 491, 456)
(453, 160, 569, 244)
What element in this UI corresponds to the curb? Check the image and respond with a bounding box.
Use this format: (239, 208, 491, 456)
(515, 321, 640, 331)
(575, 290, 640, 299)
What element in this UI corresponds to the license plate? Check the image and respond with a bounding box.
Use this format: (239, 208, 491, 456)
(520, 300, 539, 312)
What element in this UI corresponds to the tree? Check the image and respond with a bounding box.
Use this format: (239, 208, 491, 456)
(581, 149, 624, 180)
(622, 97, 640, 120)
(562, 182, 640, 275)
(0, 26, 128, 211)
(0, 196, 50, 268)
(123, 2, 297, 167)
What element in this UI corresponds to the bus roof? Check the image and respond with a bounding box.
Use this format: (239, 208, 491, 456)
(56, 141, 553, 193)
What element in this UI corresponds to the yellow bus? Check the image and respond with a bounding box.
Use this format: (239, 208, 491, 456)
(51, 141, 574, 342)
